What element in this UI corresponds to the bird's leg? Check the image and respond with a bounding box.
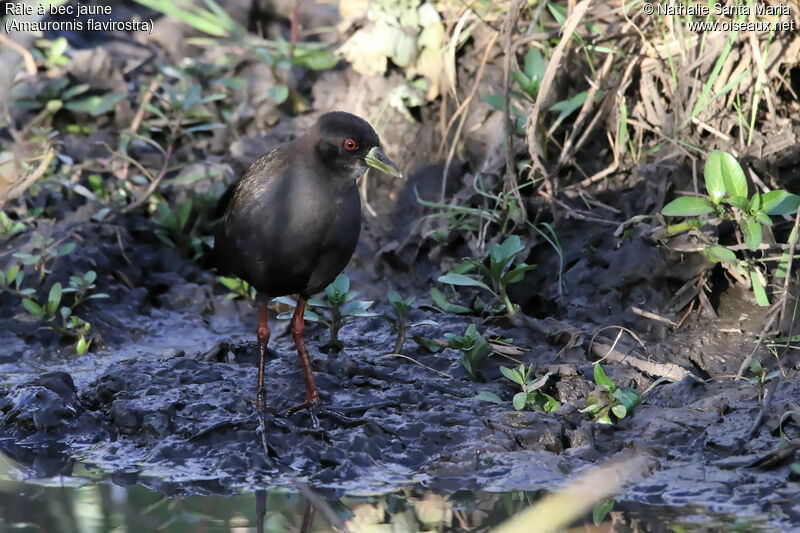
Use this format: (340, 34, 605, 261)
(256, 295, 271, 412)
(292, 297, 320, 407)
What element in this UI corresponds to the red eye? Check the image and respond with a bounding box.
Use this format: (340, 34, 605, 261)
(344, 138, 358, 151)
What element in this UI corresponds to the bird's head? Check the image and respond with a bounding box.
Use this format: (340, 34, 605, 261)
(312, 111, 402, 180)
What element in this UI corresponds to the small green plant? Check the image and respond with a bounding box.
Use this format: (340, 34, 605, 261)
(748, 359, 780, 401)
(153, 200, 204, 258)
(444, 324, 493, 378)
(273, 274, 374, 351)
(661, 150, 800, 307)
(12, 232, 75, 282)
(218, 276, 256, 300)
(21, 281, 96, 354)
(438, 235, 535, 315)
(63, 270, 108, 308)
(0, 264, 34, 297)
(480, 364, 560, 412)
(0, 212, 26, 235)
(380, 290, 438, 354)
(581, 364, 641, 424)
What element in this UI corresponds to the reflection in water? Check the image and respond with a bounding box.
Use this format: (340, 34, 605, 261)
(0, 452, 768, 532)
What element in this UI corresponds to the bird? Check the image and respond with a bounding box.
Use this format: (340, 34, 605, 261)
(214, 111, 401, 419)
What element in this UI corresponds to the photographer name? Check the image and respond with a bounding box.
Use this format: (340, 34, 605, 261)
(657, 2, 790, 17)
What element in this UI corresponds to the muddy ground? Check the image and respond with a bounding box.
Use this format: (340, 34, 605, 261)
(2, 2, 800, 531)
(2, 156, 800, 529)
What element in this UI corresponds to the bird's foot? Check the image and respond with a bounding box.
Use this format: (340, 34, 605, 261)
(282, 397, 322, 429)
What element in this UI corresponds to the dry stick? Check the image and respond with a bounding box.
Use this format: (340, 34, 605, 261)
(2, 150, 55, 204)
(736, 303, 781, 379)
(375, 353, 454, 380)
(631, 306, 678, 327)
(438, 31, 500, 203)
(779, 205, 800, 329)
(501, 0, 525, 202)
(525, 0, 593, 192)
(554, 52, 614, 172)
(122, 77, 161, 181)
(120, 141, 174, 214)
(0, 33, 37, 75)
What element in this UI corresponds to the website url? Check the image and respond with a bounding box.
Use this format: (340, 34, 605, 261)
(687, 19, 797, 32)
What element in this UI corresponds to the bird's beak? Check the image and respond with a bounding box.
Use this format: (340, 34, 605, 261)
(365, 146, 402, 178)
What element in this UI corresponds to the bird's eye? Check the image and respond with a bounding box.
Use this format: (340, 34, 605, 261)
(343, 138, 358, 151)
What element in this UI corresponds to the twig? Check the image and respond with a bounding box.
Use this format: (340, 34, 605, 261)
(779, 206, 800, 329)
(376, 353, 454, 379)
(1, 150, 55, 204)
(438, 31, 500, 202)
(631, 306, 678, 327)
(525, 0, 593, 189)
(0, 33, 37, 75)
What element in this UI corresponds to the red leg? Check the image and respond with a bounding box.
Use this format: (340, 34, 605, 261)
(256, 295, 270, 411)
(291, 297, 319, 406)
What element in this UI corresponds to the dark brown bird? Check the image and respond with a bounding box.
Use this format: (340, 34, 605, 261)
(215, 111, 401, 417)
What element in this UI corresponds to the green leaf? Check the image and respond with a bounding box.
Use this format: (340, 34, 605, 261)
(524, 48, 546, 81)
(47, 282, 62, 314)
(749, 359, 762, 374)
(22, 298, 44, 318)
(612, 387, 642, 415)
(503, 263, 537, 285)
(64, 92, 126, 116)
(57, 242, 76, 257)
(512, 392, 528, 410)
(705, 150, 747, 201)
(490, 235, 525, 266)
(476, 391, 503, 404)
(742, 216, 762, 251)
(726, 195, 748, 211)
(429, 288, 471, 314)
(661, 196, 715, 217)
(749, 268, 769, 307)
(413, 336, 442, 353)
(549, 90, 589, 131)
(6, 265, 19, 285)
(268, 84, 289, 104)
(437, 273, 492, 292)
(754, 211, 773, 226)
(593, 364, 616, 391)
(703, 153, 726, 204)
(500, 366, 524, 386)
(611, 403, 628, 419)
(761, 190, 800, 216)
(526, 372, 550, 392)
(76, 335, 88, 355)
(593, 499, 615, 526)
(702, 245, 738, 266)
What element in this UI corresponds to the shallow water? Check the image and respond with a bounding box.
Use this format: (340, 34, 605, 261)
(0, 452, 770, 533)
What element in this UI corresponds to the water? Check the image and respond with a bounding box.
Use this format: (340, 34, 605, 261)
(0, 452, 769, 533)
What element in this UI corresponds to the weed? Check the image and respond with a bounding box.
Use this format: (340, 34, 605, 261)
(152, 200, 204, 259)
(747, 360, 780, 402)
(218, 276, 256, 300)
(581, 364, 641, 424)
(444, 324, 493, 378)
(0, 212, 26, 236)
(438, 235, 535, 315)
(480, 364, 560, 412)
(274, 274, 374, 351)
(21, 275, 104, 355)
(380, 290, 438, 354)
(12, 232, 75, 282)
(661, 150, 800, 306)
